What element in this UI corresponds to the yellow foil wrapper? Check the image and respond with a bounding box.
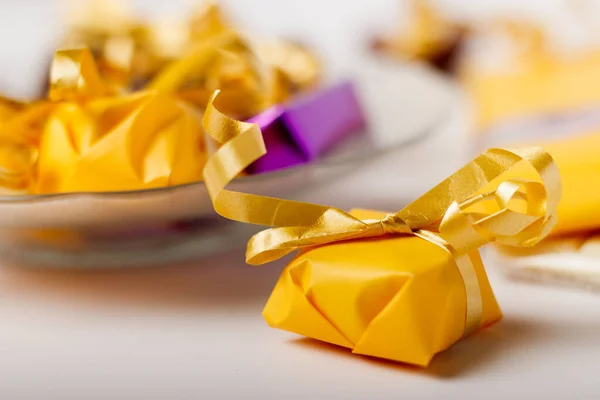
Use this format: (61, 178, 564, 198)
(498, 129, 600, 236)
(1, 4, 320, 194)
(200, 91, 561, 366)
(38, 48, 205, 193)
(460, 21, 600, 132)
(60, 0, 320, 109)
(537, 133, 600, 235)
(148, 31, 274, 119)
(35, 91, 204, 193)
(264, 208, 501, 366)
(0, 48, 206, 194)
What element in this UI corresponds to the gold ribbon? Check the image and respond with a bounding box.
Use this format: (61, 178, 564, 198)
(202, 90, 561, 337)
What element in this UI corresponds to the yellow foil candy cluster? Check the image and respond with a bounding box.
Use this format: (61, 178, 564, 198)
(61, 0, 320, 116)
(0, 2, 320, 194)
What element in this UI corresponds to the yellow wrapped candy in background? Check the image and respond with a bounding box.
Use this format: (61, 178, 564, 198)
(148, 31, 274, 119)
(62, 0, 236, 89)
(199, 91, 561, 366)
(0, 47, 207, 194)
(61, 0, 142, 89)
(375, 3, 600, 133)
(38, 47, 205, 194)
(35, 91, 204, 193)
(373, 0, 465, 72)
(459, 19, 600, 133)
(0, 0, 321, 195)
(60, 0, 321, 116)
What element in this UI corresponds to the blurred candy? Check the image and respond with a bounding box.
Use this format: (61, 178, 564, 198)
(35, 91, 205, 193)
(0, 141, 38, 192)
(247, 81, 366, 173)
(373, 0, 465, 72)
(49, 47, 114, 101)
(459, 18, 600, 132)
(148, 31, 273, 119)
(62, 0, 141, 88)
(60, 0, 321, 107)
(0, 3, 325, 194)
(0, 48, 207, 194)
(258, 40, 321, 93)
(0, 98, 48, 192)
(36, 48, 206, 193)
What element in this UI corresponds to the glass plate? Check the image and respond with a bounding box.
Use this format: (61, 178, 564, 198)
(0, 57, 469, 268)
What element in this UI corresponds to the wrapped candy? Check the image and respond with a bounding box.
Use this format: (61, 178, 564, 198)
(35, 94, 205, 193)
(61, 0, 146, 88)
(0, 2, 325, 194)
(459, 20, 600, 132)
(0, 48, 206, 194)
(373, 0, 465, 72)
(201, 91, 561, 366)
(60, 0, 321, 110)
(246, 81, 366, 173)
(61, 0, 229, 89)
(257, 40, 321, 94)
(377, 3, 600, 130)
(147, 31, 275, 119)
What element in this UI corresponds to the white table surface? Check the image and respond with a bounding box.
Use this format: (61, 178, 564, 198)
(1, 247, 600, 399)
(2, 1, 600, 399)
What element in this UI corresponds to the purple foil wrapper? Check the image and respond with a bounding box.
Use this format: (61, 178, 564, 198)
(247, 81, 366, 174)
(246, 106, 307, 173)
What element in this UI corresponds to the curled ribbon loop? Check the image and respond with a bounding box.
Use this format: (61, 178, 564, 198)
(201, 91, 561, 336)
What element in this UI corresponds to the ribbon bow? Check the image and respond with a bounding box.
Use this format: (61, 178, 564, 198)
(203, 91, 561, 264)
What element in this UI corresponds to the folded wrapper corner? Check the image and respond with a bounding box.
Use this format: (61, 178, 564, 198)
(35, 90, 205, 193)
(263, 208, 502, 367)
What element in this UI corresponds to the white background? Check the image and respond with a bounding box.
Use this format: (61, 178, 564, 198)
(4, 0, 600, 98)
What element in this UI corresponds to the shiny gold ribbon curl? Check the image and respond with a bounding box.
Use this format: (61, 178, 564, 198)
(202, 90, 561, 337)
